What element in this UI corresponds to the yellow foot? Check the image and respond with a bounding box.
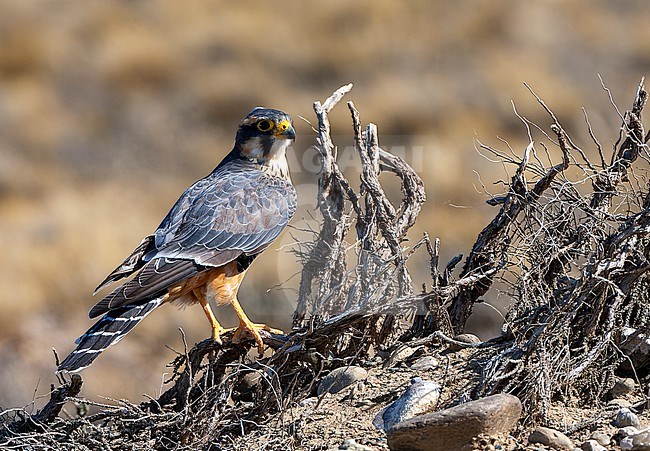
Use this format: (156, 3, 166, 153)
(211, 326, 236, 346)
(232, 322, 284, 354)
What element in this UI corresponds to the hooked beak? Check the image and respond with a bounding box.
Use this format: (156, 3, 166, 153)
(275, 120, 296, 140)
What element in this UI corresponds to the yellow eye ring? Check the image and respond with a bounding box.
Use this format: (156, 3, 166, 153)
(256, 120, 274, 132)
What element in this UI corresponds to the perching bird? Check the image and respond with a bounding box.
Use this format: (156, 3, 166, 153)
(58, 108, 297, 372)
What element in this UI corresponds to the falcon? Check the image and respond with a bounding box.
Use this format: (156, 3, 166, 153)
(58, 108, 297, 372)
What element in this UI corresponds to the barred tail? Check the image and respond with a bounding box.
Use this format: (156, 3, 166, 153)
(57, 296, 165, 372)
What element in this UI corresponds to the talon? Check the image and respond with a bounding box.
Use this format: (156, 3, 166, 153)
(229, 298, 282, 355)
(211, 328, 223, 345)
(260, 324, 284, 335)
(212, 325, 237, 345)
(232, 323, 265, 354)
(231, 322, 282, 355)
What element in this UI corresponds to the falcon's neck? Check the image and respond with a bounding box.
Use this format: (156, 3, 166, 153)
(262, 147, 291, 180)
(233, 137, 292, 180)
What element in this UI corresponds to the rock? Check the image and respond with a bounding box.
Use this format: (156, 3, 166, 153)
(365, 356, 383, 367)
(589, 431, 610, 446)
(235, 370, 268, 401)
(328, 438, 374, 451)
(613, 408, 641, 428)
(239, 371, 263, 390)
(298, 397, 318, 407)
(621, 437, 634, 450)
(387, 346, 418, 365)
(449, 333, 481, 351)
(317, 366, 368, 395)
(620, 429, 650, 451)
(610, 377, 636, 398)
(617, 426, 641, 439)
(616, 327, 650, 373)
(410, 356, 438, 371)
(581, 439, 606, 451)
(528, 427, 574, 450)
(386, 393, 521, 451)
(373, 377, 440, 431)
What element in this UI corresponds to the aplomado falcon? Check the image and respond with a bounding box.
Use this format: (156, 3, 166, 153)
(58, 108, 297, 372)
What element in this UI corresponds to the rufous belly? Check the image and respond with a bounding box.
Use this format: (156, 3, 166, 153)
(166, 261, 246, 307)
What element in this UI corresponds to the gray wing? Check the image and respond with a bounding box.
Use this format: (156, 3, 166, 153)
(89, 161, 297, 318)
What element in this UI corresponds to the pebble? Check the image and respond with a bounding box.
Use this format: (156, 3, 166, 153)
(449, 333, 481, 351)
(328, 438, 374, 451)
(373, 377, 440, 431)
(581, 439, 606, 451)
(410, 356, 438, 371)
(589, 431, 610, 446)
(613, 408, 641, 428)
(298, 397, 318, 407)
(620, 429, 650, 451)
(610, 377, 636, 398)
(364, 356, 383, 367)
(384, 346, 418, 368)
(386, 393, 522, 451)
(317, 366, 368, 395)
(528, 427, 574, 450)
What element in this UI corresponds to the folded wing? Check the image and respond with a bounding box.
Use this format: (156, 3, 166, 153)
(89, 160, 297, 318)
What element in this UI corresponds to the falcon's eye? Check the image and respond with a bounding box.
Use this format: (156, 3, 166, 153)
(256, 120, 274, 132)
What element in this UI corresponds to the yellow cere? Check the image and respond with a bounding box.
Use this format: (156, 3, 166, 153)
(276, 120, 291, 133)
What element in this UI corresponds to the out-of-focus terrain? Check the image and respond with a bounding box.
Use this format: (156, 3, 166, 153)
(0, 0, 648, 408)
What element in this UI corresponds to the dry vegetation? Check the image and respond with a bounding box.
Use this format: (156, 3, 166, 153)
(2, 0, 650, 407)
(1, 78, 650, 449)
(1, 3, 650, 449)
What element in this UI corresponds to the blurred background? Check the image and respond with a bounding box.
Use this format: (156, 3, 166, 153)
(1, 0, 649, 408)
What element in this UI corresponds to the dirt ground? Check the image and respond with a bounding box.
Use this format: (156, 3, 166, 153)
(223, 343, 649, 450)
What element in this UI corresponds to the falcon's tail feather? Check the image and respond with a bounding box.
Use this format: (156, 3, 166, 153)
(57, 296, 165, 373)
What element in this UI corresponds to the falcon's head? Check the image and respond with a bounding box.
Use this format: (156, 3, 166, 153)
(234, 108, 295, 177)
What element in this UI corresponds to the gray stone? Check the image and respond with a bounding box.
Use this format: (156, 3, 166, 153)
(373, 377, 440, 431)
(581, 439, 606, 451)
(621, 437, 635, 450)
(317, 366, 368, 395)
(589, 431, 610, 446)
(410, 356, 438, 371)
(239, 371, 263, 390)
(616, 328, 650, 373)
(618, 426, 641, 438)
(613, 408, 641, 428)
(386, 346, 418, 366)
(528, 427, 574, 450)
(449, 333, 481, 351)
(610, 377, 636, 398)
(386, 394, 521, 451)
(620, 429, 650, 451)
